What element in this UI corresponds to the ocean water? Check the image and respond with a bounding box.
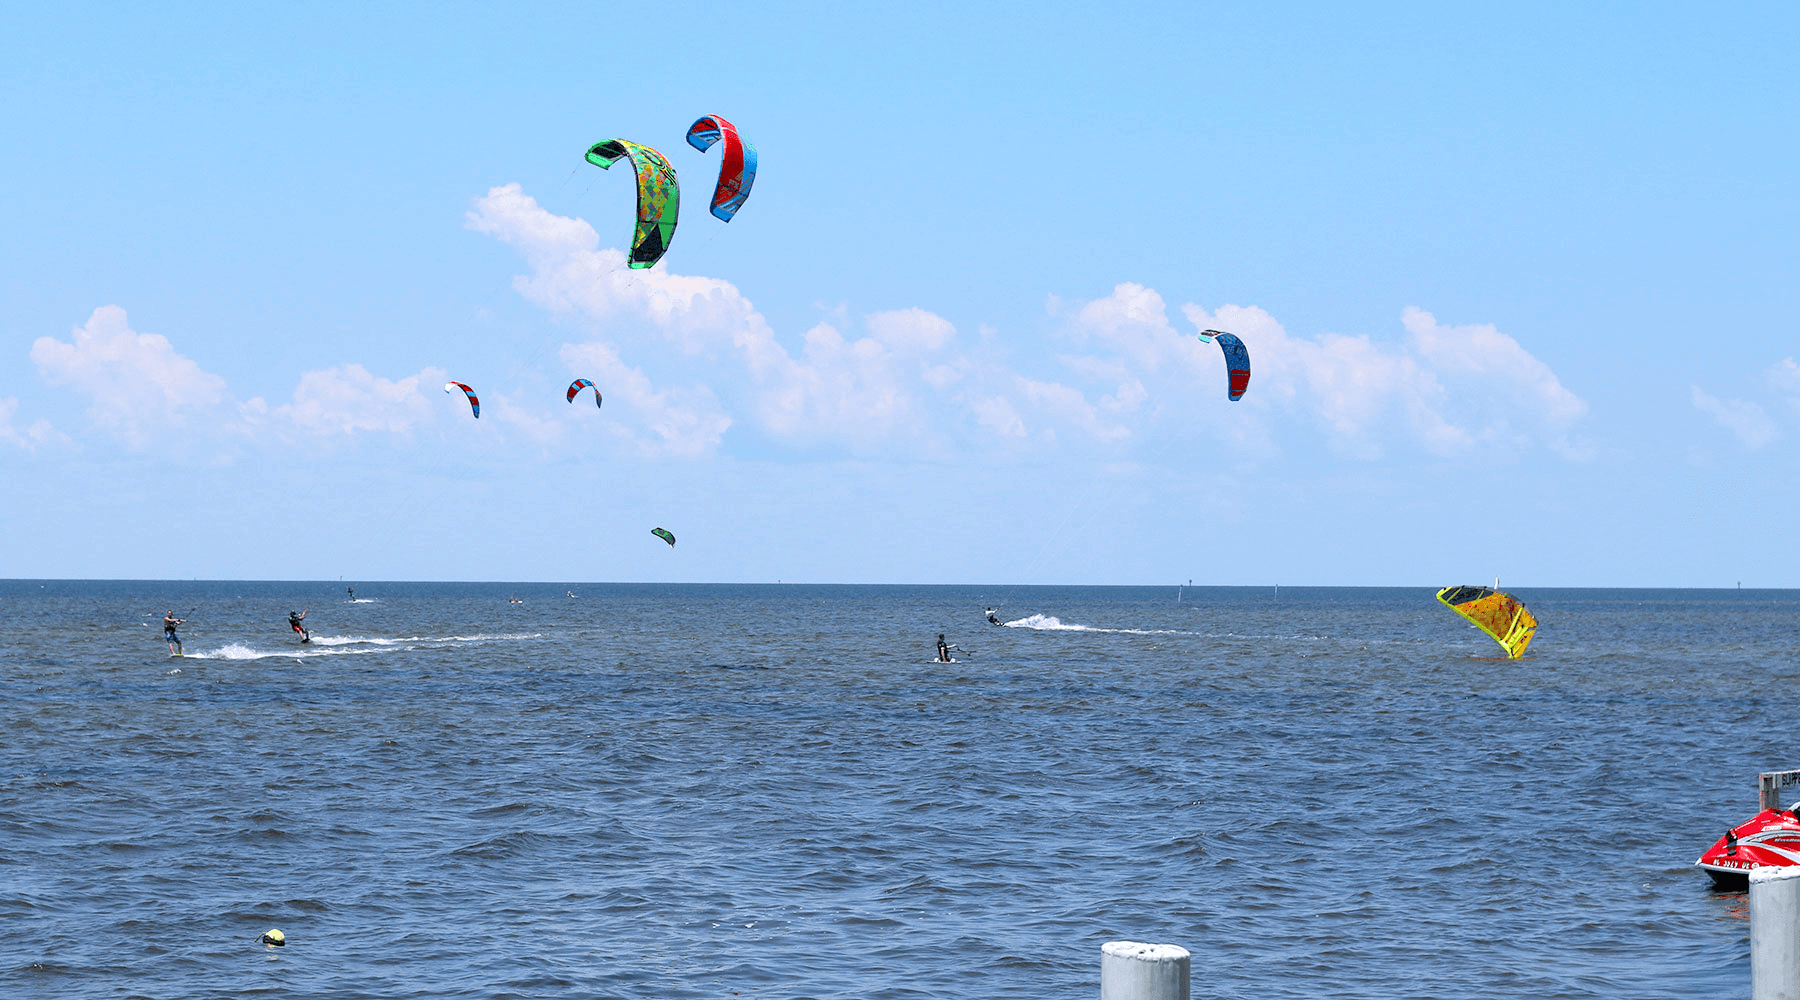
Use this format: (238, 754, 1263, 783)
(2, 581, 1797, 999)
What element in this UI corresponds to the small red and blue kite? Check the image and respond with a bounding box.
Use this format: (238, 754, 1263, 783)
(566, 378, 602, 408)
(444, 381, 480, 418)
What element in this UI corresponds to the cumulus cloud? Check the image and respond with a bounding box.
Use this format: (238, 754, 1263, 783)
(1168, 297, 1584, 459)
(1402, 308, 1587, 424)
(867, 307, 956, 353)
(1771, 358, 1800, 413)
(1687, 356, 1799, 448)
(1074, 282, 1185, 366)
(1296, 329, 1462, 458)
(759, 322, 918, 445)
(0, 397, 66, 452)
(1692, 386, 1779, 449)
(470, 184, 1591, 465)
(972, 395, 1027, 438)
(486, 392, 569, 449)
(1017, 375, 1130, 443)
(473, 187, 1261, 456)
(263, 364, 448, 437)
(31, 306, 234, 448)
(560, 342, 731, 457)
(466, 183, 771, 360)
(29, 307, 473, 456)
(469, 183, 982, 456)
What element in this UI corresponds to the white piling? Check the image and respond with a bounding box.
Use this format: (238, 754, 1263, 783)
(1101, 941, 1189, 1000)
(1752, 866, 1800, 1000)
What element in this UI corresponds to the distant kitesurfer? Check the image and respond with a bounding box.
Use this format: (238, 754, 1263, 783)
(987, 612, 1003, 626)
(347, 586, 354, 600)
(288, 608, 310, 644)
(163, 610, 185, 655)
(935, 634, 953, 663)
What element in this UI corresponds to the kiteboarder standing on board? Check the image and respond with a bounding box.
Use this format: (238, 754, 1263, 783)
(288, 608, 310, 644)
(935, 634, 953, 663)
(163, 610, 185, 655)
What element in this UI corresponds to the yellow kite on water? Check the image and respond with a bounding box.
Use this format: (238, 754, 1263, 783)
(1435, 585, 1537, 658)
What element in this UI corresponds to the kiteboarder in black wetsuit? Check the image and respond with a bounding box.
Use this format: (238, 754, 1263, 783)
(163, 610, 185, 655)
(935, 634, 953, 663)
(986, 610, 1003, 626)
(288, 608, 310, 644)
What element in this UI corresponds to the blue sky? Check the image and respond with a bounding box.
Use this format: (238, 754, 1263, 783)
(3, 2, 1795, 585)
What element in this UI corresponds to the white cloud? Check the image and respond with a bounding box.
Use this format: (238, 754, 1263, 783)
(1017, 375, 1130, 443)
(1298, 331, 1458, 458)
(1100, 378, 1149, 415)
(867, 307, 956, 353)
(466, 183, 773, 361)
(559, 342, 731, 458)
(1692, 386, 1779, 449)
(1771, 358, 1800, 414)
(0, 397, 67, 452)
(1169, 297, 1584, 459)
(30, 307, 508, 456)
(31, 306, 233, 448)
(266, 364, 447, 437)
(762, 322, 917, 445)
(469, 184, 977, 456)
(470, 186, 1591, 465)
(1402, 307, 1587, 424)
(973, 395, 1027, 438)
(487, 392, 569, 449)
(473, 188, 1215, 456)
(1074, 282, 1184, 368)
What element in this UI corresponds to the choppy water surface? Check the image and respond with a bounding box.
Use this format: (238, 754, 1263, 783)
(3, 581, 1797, 998)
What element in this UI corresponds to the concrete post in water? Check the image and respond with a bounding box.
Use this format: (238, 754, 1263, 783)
(1752, 866, 1800, 1000)
(1101, 941, 1189, 1000)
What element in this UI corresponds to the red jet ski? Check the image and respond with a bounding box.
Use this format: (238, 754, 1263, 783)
(1697, 774, 1800, 889)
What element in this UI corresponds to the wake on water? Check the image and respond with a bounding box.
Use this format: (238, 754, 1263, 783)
(183, 642, 384, 661)
(178, 633, 544, 660)
(997, 613, 1333, 642)
(999, 613, 1200, 636)
(304, 634, 435, 647)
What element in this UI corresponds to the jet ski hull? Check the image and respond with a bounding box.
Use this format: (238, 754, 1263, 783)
(1695, 807, 1800, 890)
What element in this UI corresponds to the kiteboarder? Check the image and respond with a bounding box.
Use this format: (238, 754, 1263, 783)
(935, 634, 953, 663)
(347, 586, 354, 600)
(163, 610, 185, 655)
(986, 609, 1004, 626)
(288, 608, 310, 644)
